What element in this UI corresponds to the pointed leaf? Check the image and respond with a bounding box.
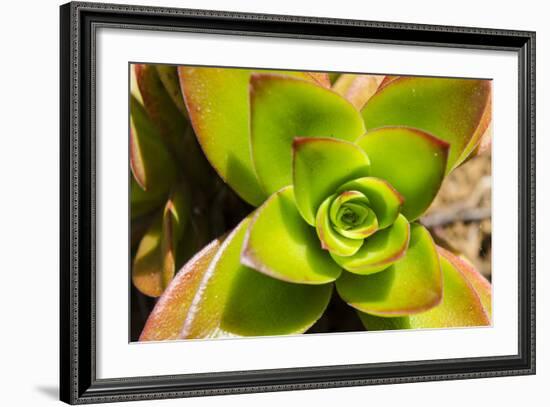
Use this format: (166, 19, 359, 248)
(160, 183, 192, 289)
(465, 121, 493, 162)
(332, 74, 385, 109)
(130, 175, 165, 219)
(356, 127, 449, 221)
(331, 214, 410, 275)
(336, 223, 442, 315)
(139, 238, 224, 341)
(328, 191, 378, 239)
(361, 77, 491, 172)
(315, 194, 363, 257)
(155, 65, 188, 116)
(242, 187, 342, 284)
(130, 96, 178, 194)
(438, 246, 492, 318)
(133, 64, 188, 160)
(250, 74, 366, 195)
(306, 72, 331, 88)
(378, 75, 398, 88)
(293, 137, 371, 225)
(132, 184, 191, 298)
(337, 177, 403, 229)
(132, 213, 167, 298)
(179, 67, 322, 206)
(359, 247, 490, 329)
(181, 217, 333, 338)
(130, 64, 144, 104)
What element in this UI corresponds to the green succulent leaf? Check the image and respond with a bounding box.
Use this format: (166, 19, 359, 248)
(242, 187, 342, 285)
(130, 95, 177, 200)
(179, 67, 322, 206)
(132, 184, 191, 298)
(329, 191, 378, 239)
(336, 177, 403, 229)
(315, 194, 364, 257)
(133, 64, 188, 160)
(132, 213, 167, 298)
(139, 238, 224, 341)
(356, 127, 449, 221)
(438, 247, 492, 318)
(331, 214, 410, 275)
(336, 223, 442, 315)
(293, 137, 371, 225)
(359, 246, 490, 330)
(180, 217, 333, 338)
(155, 65, 188, 116)
(160, 184, 192, 289)
(250, 74, 366, 196)
(361, 77, 491, 172)
(130, 175, 164, 220)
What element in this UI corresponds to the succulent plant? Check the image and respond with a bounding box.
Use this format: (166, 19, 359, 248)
(133, 66, 492, 341)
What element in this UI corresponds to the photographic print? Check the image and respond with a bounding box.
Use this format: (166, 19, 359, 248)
(130, 65, 493, 342)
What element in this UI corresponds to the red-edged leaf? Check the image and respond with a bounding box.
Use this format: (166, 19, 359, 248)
(181, 216, 333, 338)
(438, 246, 492, 318)
(361, 76, 491, 172)
(359, 246, 490, 330)
(332, 74, 385, 109)
(179, 67, 325, 206)
(133, 64, 188, 160)
(242, 187, 342, 285)
(336, 223, 442, 315)
(250, 74, 366, 196)
(139, 238, 224, 341)
(356, 127, 449, 221)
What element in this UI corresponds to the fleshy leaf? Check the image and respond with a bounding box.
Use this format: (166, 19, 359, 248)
(293, 137, 371, 225)
(465, 121, 493, 163)
(332, 74, 385, 109)
(359, 247, 490, 329)
(242, 187, 342, 284)
(179, 67, 321, 206)
(133, 64, 188, 160)
(356, 127, 449, 221)
(132, 184, 190, 298)
(336, 223, 442, 315)
(337, 177, 403, 229)
(180, 217, 333, 338)
(250, 74, 366, 196)
(139, 238, 224, 341)
(438, 246, 492, 318)
(160, 184, 192, 289)
(130, 96, 177, 209)
(378, 75, 398, 89)
(155, 65, 188, 116)
(130, 64, 143, 104)
(306, 72, 331, 88)
(329, 191, 378, 239)
(361, 77, 491, 172)
(331, 214, 410, 275)
(130, 175, 165, 219)
(132, 214, 166, 298)
(315, 194, 363, 257)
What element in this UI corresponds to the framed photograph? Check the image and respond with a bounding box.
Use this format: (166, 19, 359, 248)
(60, 1, 535, 404)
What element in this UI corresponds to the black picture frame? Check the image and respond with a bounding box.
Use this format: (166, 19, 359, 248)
(60, 1, 536, 404)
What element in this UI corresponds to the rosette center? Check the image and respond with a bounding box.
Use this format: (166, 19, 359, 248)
(328, 191, 378, 240)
